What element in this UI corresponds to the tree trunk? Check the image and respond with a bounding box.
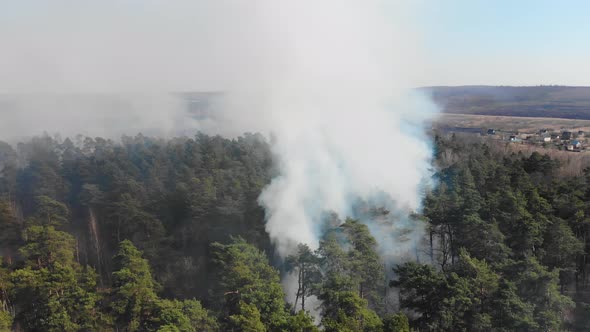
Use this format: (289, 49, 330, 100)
(429, 228, 434, 264)
(301, 262, 306, 311)
(293, 267, 301, 312)
(448, 224, 455, 264)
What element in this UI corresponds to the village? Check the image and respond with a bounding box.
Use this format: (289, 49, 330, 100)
(437, 126, 588, 152)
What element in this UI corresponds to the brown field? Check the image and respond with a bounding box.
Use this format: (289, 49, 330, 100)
(435, 114, 590, 133)
(434, 114, 590, 176)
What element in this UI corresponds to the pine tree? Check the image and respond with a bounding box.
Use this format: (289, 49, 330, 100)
(212, 238, 290, 331)
(285, 243, 320, 312)
(110, 240, 159, 331)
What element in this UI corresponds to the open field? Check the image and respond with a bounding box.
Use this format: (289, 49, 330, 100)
(434, 114, 590, 176)
(423, 85, 590, 119)
(435, 113, 590, 133)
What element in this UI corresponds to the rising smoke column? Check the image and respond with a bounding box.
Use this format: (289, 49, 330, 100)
(0, 0, 436, 312)
(213, 1, 437, 258)
(0, 0, 435, 258)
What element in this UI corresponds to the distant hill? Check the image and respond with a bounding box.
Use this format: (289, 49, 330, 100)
(421, 86, 590, 120)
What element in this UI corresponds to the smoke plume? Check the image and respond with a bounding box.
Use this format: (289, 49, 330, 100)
(204, 1, 437, 259)
(1, 0, 437, 305)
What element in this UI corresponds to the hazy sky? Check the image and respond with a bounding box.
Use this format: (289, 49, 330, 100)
(1, 0, 589, 91)
(421, 0, 590, 86)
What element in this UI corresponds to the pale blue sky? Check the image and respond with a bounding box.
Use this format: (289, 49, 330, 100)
(423, 1, 589, 54)
(418, 0, 590, 85)
(1, 1, 589, 89)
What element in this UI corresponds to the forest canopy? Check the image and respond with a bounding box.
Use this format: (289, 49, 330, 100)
(0, 132, 589, 331)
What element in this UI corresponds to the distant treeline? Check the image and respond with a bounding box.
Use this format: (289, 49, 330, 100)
(423, 85, 590, 119)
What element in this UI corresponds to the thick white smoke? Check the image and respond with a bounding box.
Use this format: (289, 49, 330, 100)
(256, 93, 435, 257)
(1, 0, 436, 308)
(205, 2, 439, 313)
(204, 1, 437, 258)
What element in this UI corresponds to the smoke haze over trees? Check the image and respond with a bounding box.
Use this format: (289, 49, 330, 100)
(0, 133, 588, 330)
(2, 1, 590, 331)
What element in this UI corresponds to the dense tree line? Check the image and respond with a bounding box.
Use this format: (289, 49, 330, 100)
(0, 134, 405, 331)
(1, 132, 590, 330)
(400, 134, 590, 331)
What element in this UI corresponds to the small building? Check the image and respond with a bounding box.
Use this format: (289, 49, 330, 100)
(551, 134, 560, 141)
(487, 129, 496, 135)
(541, 134, 551, 142)
(539, 129, 549, 134)
(566, 140, 583, 151)
(562, 131, 573, 140)
(509, 135, 522, 143)
(578, 130, 585, 137)
(572, 140, 582, 149)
